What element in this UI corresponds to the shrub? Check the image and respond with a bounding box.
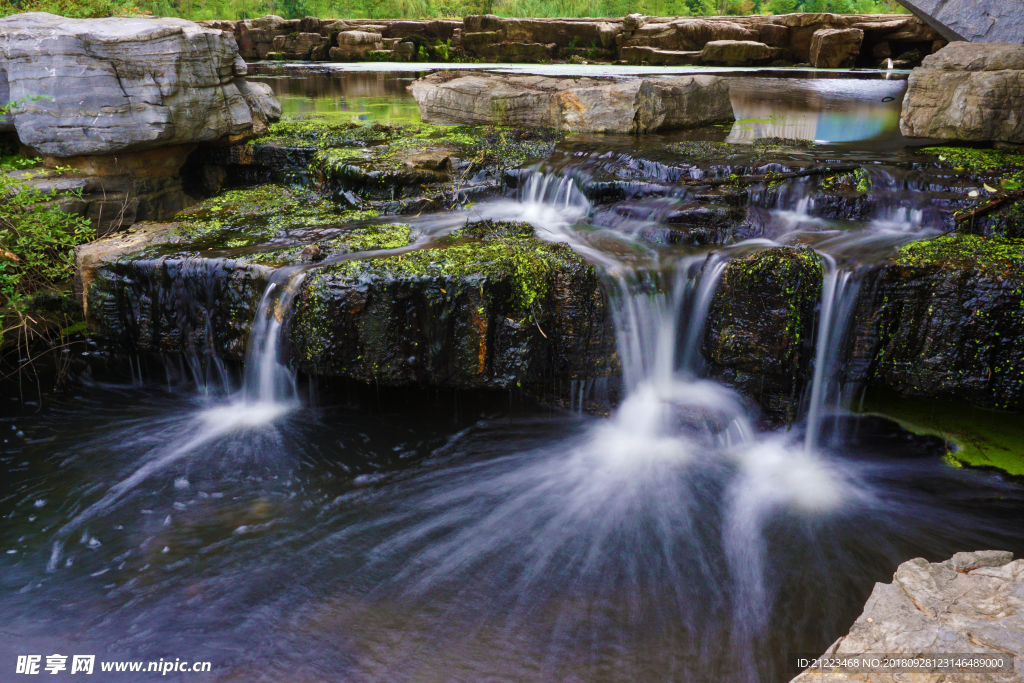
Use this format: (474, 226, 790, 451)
(0, 99, 94, 347)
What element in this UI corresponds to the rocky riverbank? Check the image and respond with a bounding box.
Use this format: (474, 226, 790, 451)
(199, 12, 944, 68)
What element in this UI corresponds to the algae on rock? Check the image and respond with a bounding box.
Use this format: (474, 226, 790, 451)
(290, 220, 615, 391)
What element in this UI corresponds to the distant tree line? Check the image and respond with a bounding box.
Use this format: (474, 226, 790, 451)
(1, 0, 907, 21)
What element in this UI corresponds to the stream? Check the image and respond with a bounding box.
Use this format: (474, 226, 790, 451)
(4, 66, 1024, 683)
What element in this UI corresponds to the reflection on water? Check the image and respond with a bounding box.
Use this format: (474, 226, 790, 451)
(248, 65, 909, 145)
(248, 64, 424, 122)
(726, 77, 906, 146)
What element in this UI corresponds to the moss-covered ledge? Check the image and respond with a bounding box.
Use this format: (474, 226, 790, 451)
(290, 220, 615, 389)
(76, 182, 615, 396)
(191, 117, 566, 214)
(701, 247, 824, 427)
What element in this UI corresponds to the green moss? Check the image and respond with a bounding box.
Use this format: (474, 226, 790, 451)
(859, 388, 1024, 476)
(171, 184, 376, 247)
(668, 141, 744, 161)
(922, 146, 1024, 176)
(751, 137, 816, 150)
(246, 223, 415, 266)
(318, 220, 580, 316)
(895, 234, 1024, 272)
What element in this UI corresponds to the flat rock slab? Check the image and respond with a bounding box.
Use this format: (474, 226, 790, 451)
(0, 12, 279, 156)
(900, 42, 1024, 144)
(408, 72, 733, 134)
(791, 550, 1024, 683)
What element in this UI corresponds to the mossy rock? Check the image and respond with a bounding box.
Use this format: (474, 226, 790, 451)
(290, 220, 615, 390)
(701, 246, 824, 426)
(79, 200, 617, 394)
(196, 119, 565, 212)
(853, 234, 1024, 413)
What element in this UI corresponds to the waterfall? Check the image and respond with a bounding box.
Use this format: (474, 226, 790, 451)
(804, 255, 862, 453)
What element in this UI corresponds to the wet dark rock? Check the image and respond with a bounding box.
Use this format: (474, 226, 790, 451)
(962, 197, 1024, 238)
(76, 191, 616, 397)
(193, 120, 563, 213)
(850, 235, 1024, 412)
(702, 247, 823, 426)
(300, 244, 322, 263)
(291, 221, 615, 390)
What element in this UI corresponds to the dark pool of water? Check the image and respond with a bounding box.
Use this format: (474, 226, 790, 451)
(3, 351, 1024, 683)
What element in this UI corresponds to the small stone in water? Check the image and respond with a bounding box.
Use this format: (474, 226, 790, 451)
(300, 244, 323, 263)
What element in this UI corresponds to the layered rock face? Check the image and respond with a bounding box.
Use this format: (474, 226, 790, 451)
(408, 72, 733, 134)
(703, 249, 823, 426)
(900, 42, 1024, 144)
(791, 551, 1023, 683)
(848, 234, 1024, 413)
(203, 12, 942, 68)
(0, 13, 281, 233)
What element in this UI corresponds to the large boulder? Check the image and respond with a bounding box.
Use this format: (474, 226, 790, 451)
(900, 42, 1024, 144)
(330, 30, 383, 60)
(0, 13, 275, 156)
(407, 72, 734, 134)
(790, 551, 1022, 683)
(809, 27, 863, 68)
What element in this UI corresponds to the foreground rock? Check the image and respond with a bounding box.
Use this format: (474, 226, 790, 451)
(76, 185, 615, 396)
(0, 13, 281, 233)
(791, 551, 1022, 683)
(408, 72, 733, 134)
(900, 42, 1024, 144)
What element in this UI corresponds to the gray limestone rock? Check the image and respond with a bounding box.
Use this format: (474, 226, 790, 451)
(790, 551, 1024, 683)
(809, 27, 864, 68)
(900, 42, 1024, 143)
(700, 39, 772, 65)
(896, 0, 1024, 44)
(407, 72, 733, 134)
(0, 13, 279, 157)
